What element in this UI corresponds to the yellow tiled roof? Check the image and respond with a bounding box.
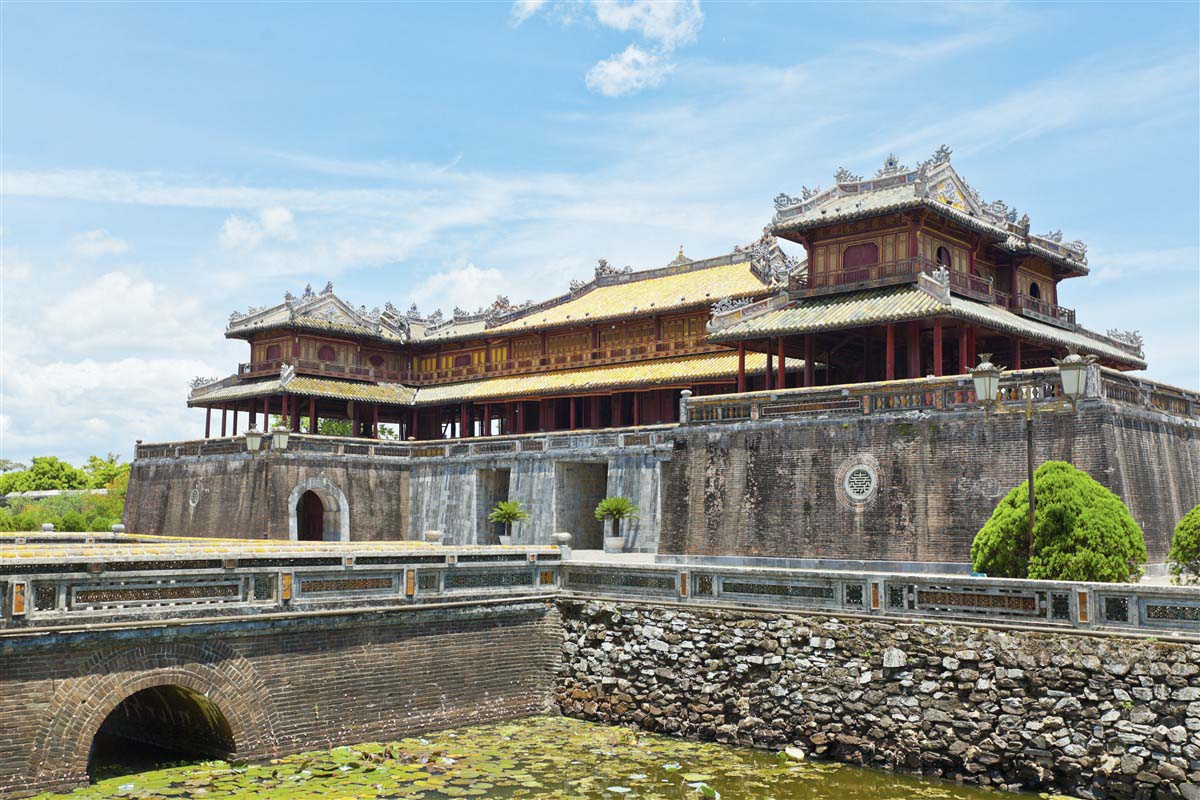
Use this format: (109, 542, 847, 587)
(710, 285, 945, 340)
(487, 261, 766, 333)
(711, 284, 1145, 367)
(189, 376, 416, 406)
(414, 351, 801, 405)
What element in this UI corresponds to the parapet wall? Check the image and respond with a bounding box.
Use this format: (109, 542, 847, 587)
(556, 598, 1200, 798)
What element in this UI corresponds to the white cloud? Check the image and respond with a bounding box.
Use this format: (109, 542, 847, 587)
(218, 206, 297, 250)
(42, 271, 212, 353)
(586, 45, 673, 97)
(510, 0, 547, 25)
(591, 0, 702, 51)
(409, 263, 508, 313)
(70, 229, 130, 259)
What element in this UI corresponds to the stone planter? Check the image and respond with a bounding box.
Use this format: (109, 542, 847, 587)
(498, 535, 513, 546)
(603, 536, 626, 553)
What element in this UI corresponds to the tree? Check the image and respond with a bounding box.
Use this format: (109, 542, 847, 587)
(0, 456, 88, 494)
(0, 459, 25, 473)
(487, 501, 530, 543)
(971, 461, 1146, 583)
(594, 496, 639, 540)
(83, 453, 129, 490)
(1168, 504, 1200, 585)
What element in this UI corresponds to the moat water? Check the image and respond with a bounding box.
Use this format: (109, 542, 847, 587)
(42, 716, 1042, 800)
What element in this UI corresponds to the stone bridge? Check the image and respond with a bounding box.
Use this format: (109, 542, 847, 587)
(4, 533, 1200, 799)
(0, 534, 563, 798)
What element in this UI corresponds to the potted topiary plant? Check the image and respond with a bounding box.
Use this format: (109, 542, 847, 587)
(595, 496, 639, 553)
(487, 500, 529, 545)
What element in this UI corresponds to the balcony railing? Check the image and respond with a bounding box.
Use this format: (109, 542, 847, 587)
(1016, 293, 1076, 329)
(238, 359, 407, 384)
(792, 256, 942, 295)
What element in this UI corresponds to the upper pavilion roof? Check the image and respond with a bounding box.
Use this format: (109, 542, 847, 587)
(225, 234, 805, 345)
(771, 146, 1089, 276)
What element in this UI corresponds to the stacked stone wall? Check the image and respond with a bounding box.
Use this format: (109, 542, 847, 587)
(556, 599, 1200, 799)
(0, 601, 561, 798)
(660, 403, 1200, 563)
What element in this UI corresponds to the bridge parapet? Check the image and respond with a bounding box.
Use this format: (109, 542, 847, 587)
(0, 534, 561, 629)
(562, 561, 1200, 639)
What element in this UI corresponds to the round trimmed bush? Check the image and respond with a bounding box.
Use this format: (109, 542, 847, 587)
(1168, 504, 1200, 585)
(971, 461, 1146, 583)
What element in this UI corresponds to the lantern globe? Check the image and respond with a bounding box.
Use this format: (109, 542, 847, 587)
(244, 428, 264, 453)
(970, 353, 1004, 406)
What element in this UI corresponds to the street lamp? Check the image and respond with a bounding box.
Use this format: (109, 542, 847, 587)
(1053, 346, 1098, 407)
(244, 428, 264, 453)
(271, 426, 291, 450)
(972, 348, 1097, 562)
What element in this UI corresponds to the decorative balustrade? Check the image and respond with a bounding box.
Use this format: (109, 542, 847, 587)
(1015, 293, 1076, 329)
(135, 425, 675, 462)
(0, 543, 562, 629)
(1099, 367, 1199, 420)
(561, 562, 1200, 637)
(238, 358, 407, 384)
(684, 368, 1070, 424)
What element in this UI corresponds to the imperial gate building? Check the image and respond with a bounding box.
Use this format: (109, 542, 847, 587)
(127, 148, 1199, 566)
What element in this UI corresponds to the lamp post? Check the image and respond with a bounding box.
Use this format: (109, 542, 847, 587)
(271, 427, 290, 451)
(244, 428, 264, 453)
(971, 347, 1096, 560)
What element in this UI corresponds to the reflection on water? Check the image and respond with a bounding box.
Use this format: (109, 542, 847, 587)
(42, 715, 1042, 800)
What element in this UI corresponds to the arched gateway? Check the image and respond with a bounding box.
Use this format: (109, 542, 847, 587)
(287, 476, 350, 542)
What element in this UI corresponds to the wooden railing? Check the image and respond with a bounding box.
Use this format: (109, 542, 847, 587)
(1016, 293, 1076, 329)
(238, 359, 407, 384)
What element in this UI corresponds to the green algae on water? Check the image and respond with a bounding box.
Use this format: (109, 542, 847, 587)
(35, 715, 1038, 800)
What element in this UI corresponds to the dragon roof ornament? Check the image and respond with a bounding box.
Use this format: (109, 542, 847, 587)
(874, 153, 909, 178)
(834, 167, 862, 183)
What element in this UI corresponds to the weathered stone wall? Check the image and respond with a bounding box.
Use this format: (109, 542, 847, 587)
(407, 451, 664, 551)
(0, 600, 561, 798)
(556, 599, 1200, 799)
(660, 402, 1200, 564)
(126, 454, 410, 541)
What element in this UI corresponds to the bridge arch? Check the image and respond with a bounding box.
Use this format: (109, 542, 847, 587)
(288, 476, 350, 542)
(33, 641, 278, 789)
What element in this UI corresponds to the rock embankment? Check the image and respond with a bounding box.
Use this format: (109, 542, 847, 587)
(554, 599, 1200, 798)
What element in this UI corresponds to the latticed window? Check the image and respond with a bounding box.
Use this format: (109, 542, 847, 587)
(265, 344, 281, 361)
(513, 337, 541, 359)
(600, 320, 654, 347)
(548, 331, 590, 355)
(317, 345, 336, 362)
(844, 467, 875, 501)
(842, 242, 879, 269)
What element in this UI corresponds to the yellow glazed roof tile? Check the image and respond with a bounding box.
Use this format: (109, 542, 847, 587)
(487, 261, 765, 333)
(415, 351, 801, 405)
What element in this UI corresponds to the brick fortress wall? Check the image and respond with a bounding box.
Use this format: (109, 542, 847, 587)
(0, 600, 561, 798)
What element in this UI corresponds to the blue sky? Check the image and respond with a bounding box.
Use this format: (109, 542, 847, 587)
(1, 1, 1197, 465)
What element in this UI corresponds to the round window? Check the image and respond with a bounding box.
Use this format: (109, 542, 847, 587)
(844, 467, 875, 501)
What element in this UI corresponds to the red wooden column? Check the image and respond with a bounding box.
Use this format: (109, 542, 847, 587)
(765, 342, 774, 390)
(410, 407, 419, 439)
(885, 325, 896, 381)
(232, 406, 238, 436)
(292, 399, 301, 433)
(736, 343, 746, 393)
(459, 403, 470, 438)
(483, 405, 491, 437)
(281, 395, 289, 431)
(804, 334, 815, 387)
(205, 407, 212, 438)
(932, 318, 944, 377)
(958, 326, 969, 373)
(967, 326, 977, 367)
(372, 404, 379, 439)
(632, 392, 640, 426)
(262, 396, 270, 430)
(221, 407, 227, 437)
(516, 402, 526, 434)
(776, 337, 786, 389)
(1012, 337, 1022, 370)
(907, 322, 920, 378)
(309, 399, 317, 433)
(569, 397, 577, 429)
(613, 394, 623, 427)
(590, 396, 600, 428)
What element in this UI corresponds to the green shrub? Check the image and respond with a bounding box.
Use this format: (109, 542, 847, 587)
(58, 511, 88, 532)
(594, 496, 640, 539)
(971, 461, 1146, 583)
(1168, 504, 1200, 585)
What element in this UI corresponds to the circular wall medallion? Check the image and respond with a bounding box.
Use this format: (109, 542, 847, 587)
(835, 454, 881, 510)
(188, 483, 202, 508)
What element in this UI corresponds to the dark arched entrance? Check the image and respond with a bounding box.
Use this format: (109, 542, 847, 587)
(297, 490, 325, 541)
(88, 685, 234, 780)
